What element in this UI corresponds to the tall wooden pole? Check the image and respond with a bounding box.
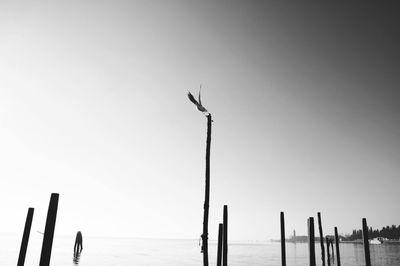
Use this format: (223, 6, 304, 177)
(334, 227, 341, 266)
(308, 217, 316, 266)
(17, 208, 34, 266)
(39, 193, 59, 266)
(317, 212, 325, 266)
(362, 218, 371, 266)
(280, 212, 286, 266)
(223, 205, 228, 266)
(201, 114, 212, 266)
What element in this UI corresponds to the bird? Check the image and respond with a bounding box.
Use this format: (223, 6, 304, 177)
(187, 87, 208, 114)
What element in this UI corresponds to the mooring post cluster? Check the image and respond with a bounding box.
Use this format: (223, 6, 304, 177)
(187, 91, 374, 266)
(280, 211, 345, 266)
(278, 212, 379, 266)
(216, 205, 228, 266)
(16, 193, 59, 266)
(189, 90, 232, 266)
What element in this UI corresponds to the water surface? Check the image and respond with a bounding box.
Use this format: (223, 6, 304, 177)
(1, 234, 399, 265)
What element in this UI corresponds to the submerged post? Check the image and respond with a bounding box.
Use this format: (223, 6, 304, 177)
(39, 193, 59, 266)
(17, 208, 34, 266)
(223, 205, 228, 266)
(217, 223, 223, 266)
(317, 212, 325, 266)
(280, 212, 286, 266)
(362, 218, 371, 266)
(334, 227, 341, 266)
(308, 217, 316, 266)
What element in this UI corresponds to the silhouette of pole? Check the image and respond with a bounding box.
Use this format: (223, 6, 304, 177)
(334, 227, 341, 266)
(223, 205, 228, 266)
(39, 193, 59, 266)
(217, 223, 223, 266)
(317, 212, 325, 266)
(187, 90, 212, 266)
(280, 212, 286, 266)
(308, 217, 316, 266)
(17, 208, 34, 266)
(326, 237, 331, 266)
(362, 218, 371, 266)
(199, 114, 212, 266)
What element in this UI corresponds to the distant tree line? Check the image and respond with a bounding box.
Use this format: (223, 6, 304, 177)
(346, 225, 400, 240)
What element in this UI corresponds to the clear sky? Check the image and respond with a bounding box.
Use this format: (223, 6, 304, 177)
(1, 1, 400, 241)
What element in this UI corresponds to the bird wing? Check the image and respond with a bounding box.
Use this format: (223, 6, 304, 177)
(188, 91, 199, 106)
(188, 90, 208, 114)
(198, 89, 202, 106)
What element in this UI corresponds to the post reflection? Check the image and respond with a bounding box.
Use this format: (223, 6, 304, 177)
(73, 250, 81, 265)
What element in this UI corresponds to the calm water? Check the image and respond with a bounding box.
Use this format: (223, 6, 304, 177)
(1, 234, 400, 266)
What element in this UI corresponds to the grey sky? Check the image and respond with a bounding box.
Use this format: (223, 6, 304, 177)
(1, 1, 399, 240)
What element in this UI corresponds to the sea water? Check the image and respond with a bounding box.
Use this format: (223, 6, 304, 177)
(1, 234, 400, 266)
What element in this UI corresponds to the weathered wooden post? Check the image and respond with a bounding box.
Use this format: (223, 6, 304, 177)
(17, 208, 34, 266)
(317, 212, 325, 266)
(188, 91, 212, 266)
(308, 217, 316, 266)
(39, 193, 59, 266)
(280, 212, 286, 266)
(362, 218, 371, 266)
(326, 237, 331, 266)
(334, 227, 341, 266)
(223, 205, 228, 266)
(217, 223, 223, 266)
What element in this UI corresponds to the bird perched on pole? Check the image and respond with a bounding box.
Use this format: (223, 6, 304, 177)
(188, 86, 209, 115)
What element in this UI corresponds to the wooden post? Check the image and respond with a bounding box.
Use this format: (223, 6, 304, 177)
(17, 208, 34, 266)
(280, 212, 286, 266)
(188, 91, 212, 266)
(217, 223, 223, 266)
(201, 114, 212, 266)
(317, 212, 325, 266)
(326, 237, 331, 266)
(362, 218, 371, 266)
(334, 227, 341, 266)
(308, 217, 316, 266)
(223, 205, 228, 266)
(39, 193, 59, 266)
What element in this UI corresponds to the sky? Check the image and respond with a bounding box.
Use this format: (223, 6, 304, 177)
(1, 1, 400, 241)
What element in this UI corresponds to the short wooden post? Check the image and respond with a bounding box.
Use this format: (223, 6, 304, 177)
(293, 230, 296, 243)
(280, 212, 286, 266)
(217, 223, 223, 266)
(17, 208, 34, 266)
(317, 212, 325, 266)
(39, 193, 59, 266)
(326, 237, 331, 266)
(308, 217, 316, 266)
(223, 205, 228, 266)
(362, 218, 371, 266)
(334, 227, 341, 266)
